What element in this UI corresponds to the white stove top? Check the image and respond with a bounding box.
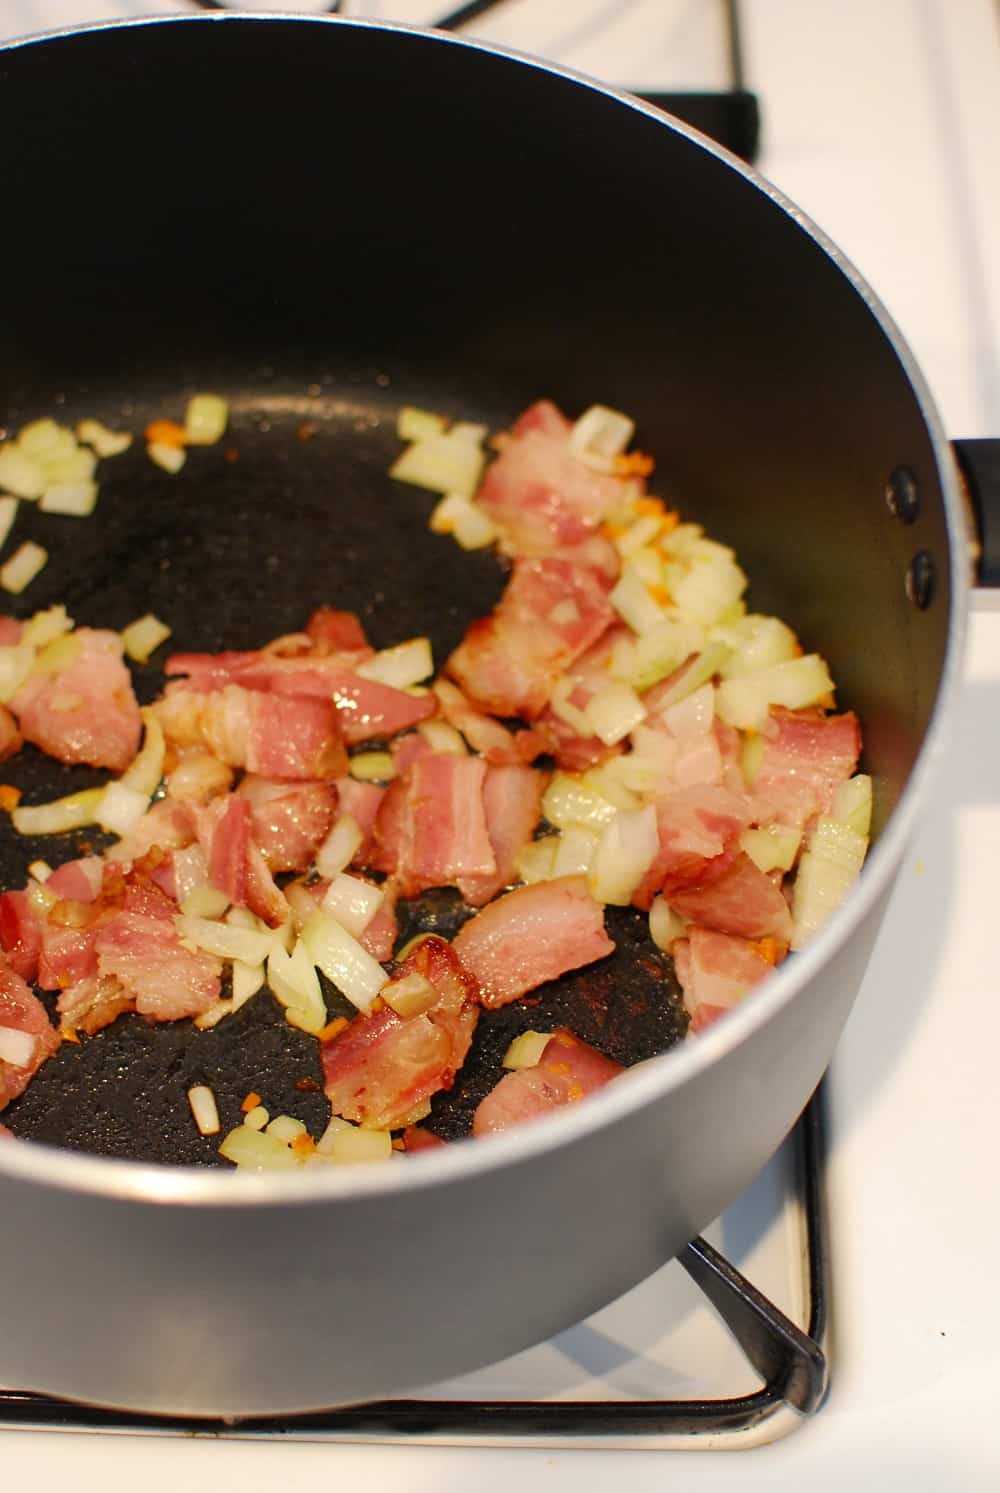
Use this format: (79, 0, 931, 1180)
(2, 0, 999, 1486)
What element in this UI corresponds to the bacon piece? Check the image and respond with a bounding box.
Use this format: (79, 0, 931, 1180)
(202, 795, 287, 928)
(664, 850, 792, 943)
(45, 857, 104, 904)
(0, 617, 23, 645)
(165, 749, 233, 804)
(0, 961, 60, 1109)
(473, 1028, 622, 1136)
(9, 628, 141, 771)
(237, 776, 337, 873)
(95, 879, 221, 1021)
(334, 777, 385, 865)
(402, 1125, 447, 1151)
(458, 763, 544, 907)
(321, 935, 478, 1129)
(305, 607, 372, 660)
(0, 704, 21, 763)
(38, 921, 104, 991)
(447, 557, 615, 719)
(631, 784, 754, 911)
(105, 798, 197, 865)
(157, 684, 348, 780)
(644, 684, 723, 789)
(452, 876, 614, 1008)
(0, 1124, 12, 1138)
(371, 755, 496, 899)
(0, 890, 44, 983)
(57, 974, 134, 1037)
(751, 707, 861, 829)
(529, 622, 631, 769)
(431, 678, 523, 764)
(390, 731, 432, 775)
(478, 402, 632, 556)
(673, 926, 774, 1034)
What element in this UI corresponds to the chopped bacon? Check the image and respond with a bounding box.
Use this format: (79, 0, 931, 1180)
(431, 678, 523, 764)
(390, 731, 432, 775)
(0, 704, 21, 764)
(447, 557, 615, 719)
(105, 798, 197, 866)
(452, 876, 615, 1008)
(371, 754, 496, 899)
(0, 617, 24, 645)
(751, 707, 861, 830)
(95, 879, 221, 1021)
(9, 627, 141, 771)
(673, 926, 774, 1034)
(201, 795, 287, 928)
(334, 776, 385, 865)
(45, 857, 104, 904)
(0, 890, 44, 983)
(304, 606, 372, 659)
(402, 1124, 447, 1151)
(472, 1028, 622, 1136)
(529, 622, 630, 769)
(321, 935, 478, 1129)
(478, 402, 633, 556)
(631, 784, 754, 910)
(644, 684, 723, 789)
(57, 974, 134, 1037)
(664, 850, 793, 944)
(0, 961, 60, 1109)
(458, 763, 544, 907)
(237, 776, 337, 873)
(38, 920, 104, 991)
(156, 684, 348, 780)
(165, 748, 233, 804)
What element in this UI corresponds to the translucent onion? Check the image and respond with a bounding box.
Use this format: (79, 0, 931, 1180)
(187, 1085, 221, 1137)
(183, 394, 229, 446)
(0, 447, 45, 500)
(716, 654, 834, 731)
(11, 786, 103, 836)
(266, 1114, 307, 1144)
(96, 782, 150, 837)
(740, 825, 802, 874)
(321, 873, 383, 939)
(356, 636, 433, 690)
(21, 604, 72, 648)
(315, 813, 363, 878)
(649, 895, 686, 951)
(179, 884, 230, 920)
(39, 480, 98, 516)
(513, 836, 559, 884)
(0, 642, 37, 703)
(121, 613, 172, 664)
(501, 1030, 552, 1070)
(300, 909, 387, 1014)
(0, 1026, 35, 1068)
(609, 565, 667, 636)
(390, 429, 485, 501)
(267, 939, 326, 1034)
(120, 710, 166, 796)
(542, 773, 619, 832)
(382, 972, 436, 1018)
(831, 774, 873, 838)
(397, 407, 447, 442)
(552, 824, 599, 879)
(584, 681, 647, 747)
(0, 496, 18, 551)
(791, 817, 868, 950)
(76, 419, 133, 458)
(219, 1124, 303, 1171)
(177, 914, 275, 967)
(348, 751, 395, 782)
(568, 404, 635, 470)
(0, 541, 48, 594)
(148, 442, 186, 474)
(589, 804, 659, 905)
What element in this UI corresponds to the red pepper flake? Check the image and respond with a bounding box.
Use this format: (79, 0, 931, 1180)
(224, 448, 240, 464)
(317, 1016, 349, 1043)
(144, 418, 187, 449)
(240, 1090, 263, 1113)
(296, 421, 317, 442)
(294, 1076, 322, 1093)
(0, 784, 22, 813)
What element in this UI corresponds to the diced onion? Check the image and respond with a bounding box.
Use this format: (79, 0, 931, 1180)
(548, 677, 594, 736)
(502, 1030, 552, 1070)
(300, 909, 387, 1014)
(0, 1026, 36, 1068)
(791, 817, 868, 950)
(39, 480, 98, 516)
(513, 836, 559, 884)
(27, 859, 53, 883)
(219, 1124, 303, 1171)
(666, 550, 747, 626)
(267, 940, 326, 1034)
(831, 774, 873, 838)
(397, 406, 447, 442)
(631, 617, 706, 691)
(450, 421, 489, 445)
(180, 884, 231, 920)
(17, 419, 67, 460)
(552, 824, 599, 879)
(0, 448, 45, 501)
(187, 1085, 221, 1136)
(315, 813, 363, 879)
(0, 642, 37, 703)
(183, 394, 229, 446)
(244, 1105, 269, 1132)
(739, 825, 802, 874)
(580, 764, 640, 812)
(96, 781, 150, 837)
(585, 681, 647, 746)
(646, 642, 731, 716)
(390, 429, 485, 501)
(0, 541, 48, 594)
(11, 786, 103, 836)
(42, 447, 97, 486)
(716, 654, 834, 731)
(0, 496, 17, 550)
(266, 1114, 307, 1143)
(382, 972, 436, 1018)
(568, 404, 635, 470)
(120, 710, 166, 796)
(356, 636, 433, 690)
(627, 544, 663, 587)
(177, 914, 275, 967)
(316, 1124, 392, 1165)
(589, 804, 659, 905)
(741, 732, 764, 787)
(542, 772, 619, 832)
(417, 719, 467, 755)
(316, 1115, 352, 1154)
(609, 565, 667, 636)
(348, 751, 395, 782)
(121, 613, 172, 664)
(321, 873, 383, 939)
(31, 633, 80, 676)
(615, 513, 665, 558)
(193, 958, 264, 1030)
(430, 492, 498, 549)
(22, 604, 72, 648)
(715, 614, 799, 678)
(76, 419, 133, 458)
(649, 895, 686, 951)
(148, 441, 186, 474)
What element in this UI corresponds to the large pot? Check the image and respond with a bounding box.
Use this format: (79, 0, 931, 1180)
(0, 14, 967, 1416)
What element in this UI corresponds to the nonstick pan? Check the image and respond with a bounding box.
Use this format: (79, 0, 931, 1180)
(0, 14, 967, 1416)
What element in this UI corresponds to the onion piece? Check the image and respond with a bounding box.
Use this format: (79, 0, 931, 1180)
(300, 909, 386, 1014)
(0, 1026, 36, 1068)
(187, 1085, 221, 1137)
(631, 618, 706, 691)
(502, 1030, 551, 1070)
(568, 404, 635, 470)
(513, 836, 559, 885)
(316, 1124, 393, 1165)
(219, 1124, 303, 1171)
(356, 637, 433, 690)
(429, 492, 498, 549)
(148, 442, 186, 474)
(585, 681, 647, 747)
(321, 873, 383, 939)
(397, 407, 447, 442)
(119, 710, 166, 797)
(180, 884, 230, 920)
(27, 859, 53, 883)
(0, 541, 48, 594)
(739, 825, 802, 874)
(716, 654, 834, 731)
(715, 614, 799, 678)
(542, 772, 619, 832)
(609, 564, 667, 636)
(315, 813, 363, 879)
(39, 480, 98, 517)
(0, 448, 45, 501)
(649, 895, 686, 951)
(177, 914, 275, 967)
(11, 786, 104, 836)
(382, 972, 435, 1018)
(193, 959, 264, 1030)
(390, 429, 485, 502)
(552, 824, 599, 879)
(831, 774, 873, 838)
(22, 605, 72, 648)
(266, 1114, 307, 1143)
(183, 394, 229, 446)
(0, 496, 17, 550)
(244, 1104, 269, 1132)
(76, 419, 133, 458)
(0, 642, 37, 703)
(416, 719, 467, 755)
(121, 613, 172, 664)
(348, 751, 395, 783)
(96, 782, 150, 838)
(548, 676, 594, 736)
(791, 817, 868, 950)
(267, 940, 327, 1035)
(589, 804, 659, 905)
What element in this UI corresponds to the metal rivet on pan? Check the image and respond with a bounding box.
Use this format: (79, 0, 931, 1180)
(886, 465, 920, 522)
(905, 550, 935, 609)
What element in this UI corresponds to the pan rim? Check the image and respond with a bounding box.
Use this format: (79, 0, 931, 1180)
(0, 10, 970, 1206)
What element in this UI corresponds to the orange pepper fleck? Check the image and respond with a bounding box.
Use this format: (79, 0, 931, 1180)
(660, 509, 680, 534)
(632, 495, 665, 516)
(240, 1091, 263, 1113)
(751, 936, 782, 967)
(600, 519, 627, 540)
(60, 1028, 81, 1045)
(317, 1016, 349, 1043)
(291, 1133, 316, 1156)
(615, 451, 656, 479)
(646, 582, 671, 606)
(391, 1137, 406, 1152)
(369, 995, 385, 1014)
(0, 784, 21, 813)
(144, 418, 187, 448)
(817, 692, 836, 710)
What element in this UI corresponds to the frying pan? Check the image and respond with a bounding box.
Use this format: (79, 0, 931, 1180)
(0, 14, 967, 1416)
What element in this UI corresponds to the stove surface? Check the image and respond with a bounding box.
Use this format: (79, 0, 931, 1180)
(1, 0, 999, 1487)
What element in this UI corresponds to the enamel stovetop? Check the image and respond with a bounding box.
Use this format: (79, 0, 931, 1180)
(1, 1, 999, 1488)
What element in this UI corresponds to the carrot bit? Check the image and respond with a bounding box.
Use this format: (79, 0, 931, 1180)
(751, 936, 784, 967)
(240, 1090, 263, 1113)
(144, 418, 187, 448)
(223, 448, 240, 464)
(646, 582, 671, 606)
(632, 494, 665, 516)
(391, 1137, 406, 1151)
(369, 995, 385, 1014)
(297, 421, 317, 442)
(60, 1027, 81, 1045)
(291, 1133, 316, 1156)
(817, 691, 836, 710)
(615, 451, 656, 479)
(599, 519, 627, 541)
(0, 784, 22, 813)
(317, 1016, 349, 1043)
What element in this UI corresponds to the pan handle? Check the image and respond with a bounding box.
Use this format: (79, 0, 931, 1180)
(954, 439, 1000, 587)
